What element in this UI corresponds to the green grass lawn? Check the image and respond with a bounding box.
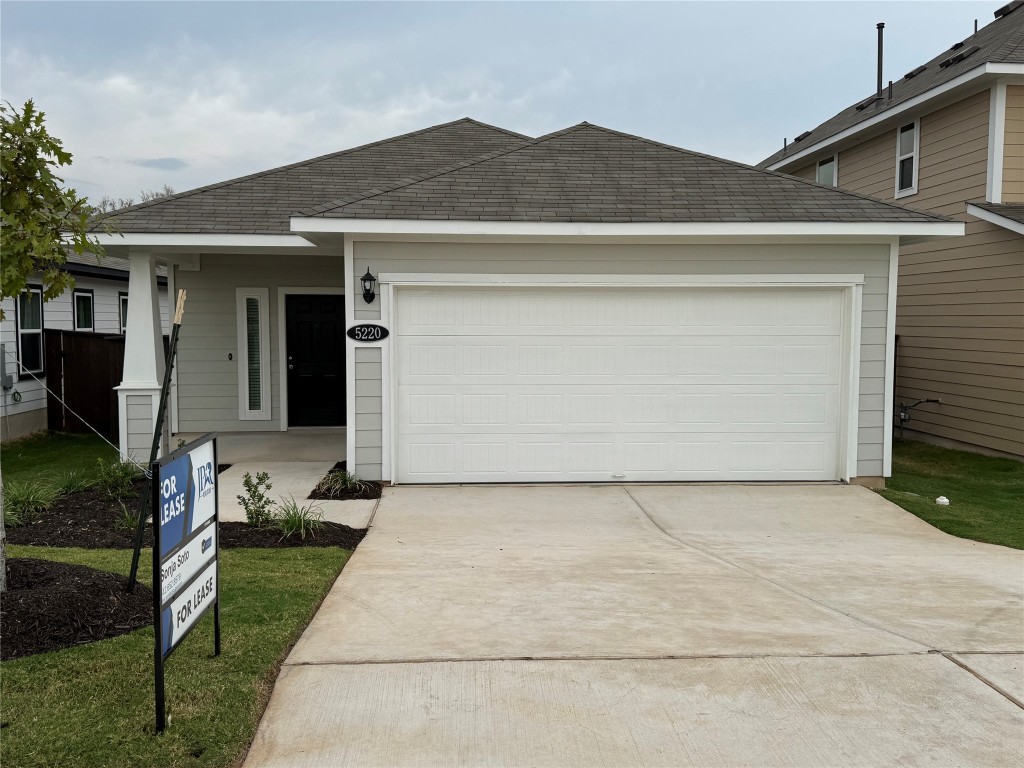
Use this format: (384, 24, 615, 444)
(1, 545, 351, 768)
(880, 440, 1024, 550)
(1, 432, 117, 484)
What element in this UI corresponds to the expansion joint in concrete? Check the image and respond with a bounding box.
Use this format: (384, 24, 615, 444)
(284, 650, 943, 668)
(620, 486, 935, 653)
(941, 653, 1024, 711)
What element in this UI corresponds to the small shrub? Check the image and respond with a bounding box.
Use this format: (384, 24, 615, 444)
(274, 497, 324, 540)
(53, 469, 94, 496)
(112, 500, 138, 532)
(95, 458, 143, 499)
(3, 481, 58, 525)
(314, 469, 373, 498)
(238, 471, 274, 528)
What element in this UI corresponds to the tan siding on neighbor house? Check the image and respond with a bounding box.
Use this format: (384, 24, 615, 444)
(1005, 85, 1024, 203)
(824, 89, 1024, 456)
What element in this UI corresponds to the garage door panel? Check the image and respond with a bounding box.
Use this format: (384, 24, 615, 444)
(396, 287, 845, 483)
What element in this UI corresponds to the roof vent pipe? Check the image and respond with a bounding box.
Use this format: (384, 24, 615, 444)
(876, 23, 885, 101)
(888, 80, 893, 100)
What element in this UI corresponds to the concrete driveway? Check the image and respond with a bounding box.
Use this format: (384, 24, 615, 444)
(245, 485, 1024, 767)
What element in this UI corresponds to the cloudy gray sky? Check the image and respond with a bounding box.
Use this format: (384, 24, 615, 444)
(1, 1, 996, 202)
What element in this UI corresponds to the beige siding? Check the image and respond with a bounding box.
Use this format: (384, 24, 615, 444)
(175, 253, 345, 432)
(791, 162, 816, 182)
(352, 241, 893, 480)
(819, 89, 1024, 456)
(126, 394, 154, 457)
(354, 346, 383, 479)
(1005, 85, 1024, 203)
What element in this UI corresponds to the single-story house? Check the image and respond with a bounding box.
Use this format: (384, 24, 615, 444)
(93, 118, 962, 487)
(0, 255, 169, 442)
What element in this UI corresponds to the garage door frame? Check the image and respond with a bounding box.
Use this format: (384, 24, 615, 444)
(379, 273, 864, 484)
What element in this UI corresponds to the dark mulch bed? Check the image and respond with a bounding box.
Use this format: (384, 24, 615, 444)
(6, 481, 367, 550)
(308, 461, 382, 501)
(219, 522, 365, 549)
(0, 558, 153, 660)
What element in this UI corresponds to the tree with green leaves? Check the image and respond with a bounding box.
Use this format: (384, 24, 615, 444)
(0, 99, 104, 591)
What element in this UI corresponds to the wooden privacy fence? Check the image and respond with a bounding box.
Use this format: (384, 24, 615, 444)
(44, 329, 126, 440)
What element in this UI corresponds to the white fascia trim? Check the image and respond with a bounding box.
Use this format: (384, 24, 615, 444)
(88, 233, 315, 248)
(379, 273, 866, 287)
(236, 288, 271, 421)
(966, 204, 1024, 235)
(987, 81, 1008, 204)
(766, 62, 1009, 171)
(293, 217, 963, 239)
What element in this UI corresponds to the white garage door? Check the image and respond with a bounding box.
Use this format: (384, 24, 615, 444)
(395, 286, 844, 483)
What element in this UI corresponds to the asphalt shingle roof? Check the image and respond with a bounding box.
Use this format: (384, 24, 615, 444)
(94, 118, 530, 234)
(303, 122, 949, 224)
(759, 2, 1024, 169)
(972, 200, 1024, 225)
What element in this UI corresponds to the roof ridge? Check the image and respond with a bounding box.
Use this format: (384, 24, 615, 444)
(297, 123, 591, 217)
(550, 122, 951, 222)
(93, 117, 526, 224)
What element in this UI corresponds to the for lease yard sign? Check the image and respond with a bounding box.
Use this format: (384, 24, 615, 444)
(152, 432, 221, 731)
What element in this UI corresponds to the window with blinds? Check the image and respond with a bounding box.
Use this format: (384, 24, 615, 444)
(236, 288, 270, 420)
(245, 297, 262, 411)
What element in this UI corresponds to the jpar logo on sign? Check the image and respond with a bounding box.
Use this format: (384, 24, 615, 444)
(152, 432, 221, 732)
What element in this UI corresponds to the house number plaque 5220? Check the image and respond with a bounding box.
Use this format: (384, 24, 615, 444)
(347, 324, 389, 342)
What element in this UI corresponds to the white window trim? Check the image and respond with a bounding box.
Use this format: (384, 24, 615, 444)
(119, 292, 129, 334)
(817, 155, 838, 187)
(236, 287, 271, 421)
(73, 289, 94, 332)
(16, 285, 44, 377)
(894, 120, 920, 198)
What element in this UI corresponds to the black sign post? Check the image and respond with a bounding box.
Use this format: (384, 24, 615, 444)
(151, 432, 221, 733)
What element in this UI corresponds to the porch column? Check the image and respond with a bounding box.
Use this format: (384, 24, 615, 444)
(116, 251, 167, 462)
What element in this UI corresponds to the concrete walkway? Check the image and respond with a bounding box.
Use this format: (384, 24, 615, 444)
(245, 485, 1024, 767)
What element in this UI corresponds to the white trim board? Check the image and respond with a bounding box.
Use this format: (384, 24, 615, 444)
(379, 273, 866, 287)
(276, 286, 347, 431)
(294, 218, 963, 239)
(343, 235, 357, 463)
(766, 62, 1024, 171)
(87, 233, 315, 249)
(966, 204, 1024, 235)
(987, 80, 1008, 204)
(883, 241, 899, 478)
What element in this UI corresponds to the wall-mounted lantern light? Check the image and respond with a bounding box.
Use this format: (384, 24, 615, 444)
(361, 268, 377, 304)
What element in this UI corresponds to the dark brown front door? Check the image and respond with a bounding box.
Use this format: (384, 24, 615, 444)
(286, 294, 345, 426)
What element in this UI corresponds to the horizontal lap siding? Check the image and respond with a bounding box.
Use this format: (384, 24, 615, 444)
(1004, 85, 1023, 203)
(175, 253, 344, 432)
(824, 89, 1023, 456)
(1, 279, 166, 426)
(354, 241, 891, 480)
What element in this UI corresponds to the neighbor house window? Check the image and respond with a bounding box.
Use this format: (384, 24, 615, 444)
(119, 292, 129, 334)
(73, 289, 94, 332)
(896, 121, 919, 197)
(816, 156, 837, 186)
(16, 286, 44, 377)
(236, 288, 270, 420)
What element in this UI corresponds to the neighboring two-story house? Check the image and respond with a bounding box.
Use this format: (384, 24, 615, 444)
(0, 255, 169, 442)
(760, 1, 1024, 458)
